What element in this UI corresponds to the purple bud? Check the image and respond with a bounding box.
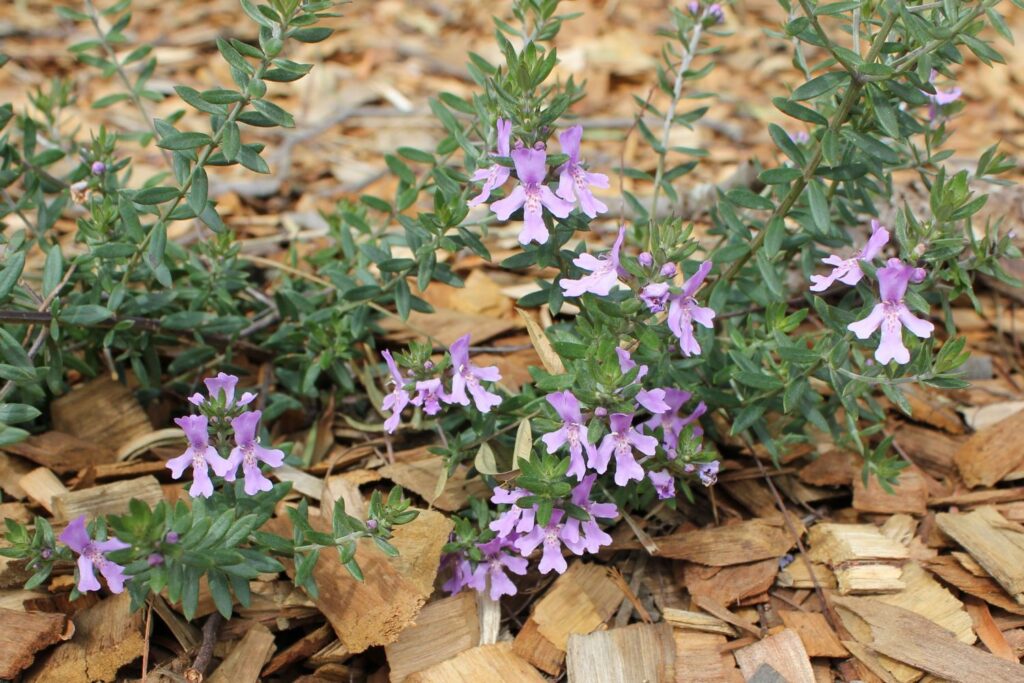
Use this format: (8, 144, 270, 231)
(91, 161, 106, 175)
(41, 548, 52, 559)
(147, 553, 164, 566)
(638, 252, 654, 268)
(165, 531, 179, 544)
(594, 406, 608, 418)
(423, 360, 434, 371)
(533, 141, 546, 151)
(366, 519, 379, 530)
(688, 0, 700, 14)
(660, 263, 677, 278)
(708, 3, 724, 22)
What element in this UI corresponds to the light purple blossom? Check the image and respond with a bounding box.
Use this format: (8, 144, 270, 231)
(442, 552, 475, 595)
(515, 509, 569, 575)
(924, 70, 962, 121)
(189, 372, 256, 409)
(640, 282, 670, 313)
(224, 410, 285, 495)
(490, 146, 574, 245)
(470, 536, 529, 600)
(660, 263, 677, 278)
(667, 261, 715, 356)
(381, 350, 410, 434)
(848, 258, 933, 365)
(468, 118, 513, 207)
(616, 347, 648, 382)
(698, 460, 720, 486)
(542, 390, 596, 480)
(556, 125, 609, 218)
(645, 390, 706, 457)
(561, 475, 617, 554)
(561, 226, 625, 298)
(167, 415, 233, 498)
(91, 161, 106, 175)
(636, 388, 670, 415)
(648, 470, 676, 499)
(707, 3, 725, 22)
(448, 334, 502, 412)
(411, 378, 446, 415)
(594, 413, 658, 486)
(59, 516, 130, 594)
(638, 252, 654, 268)
(809, 219, 890, 292)
(489, 487, 536, 538)
(789, 130, 810, 144)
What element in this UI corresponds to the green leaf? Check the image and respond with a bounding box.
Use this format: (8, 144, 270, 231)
(791, 72, 848, 101)
(240, 0, 275, 27)
(238, 144, 270, 174)
(0, 252, 25, 301)
(725, 188, 773, 211)
(772, 97, 828, 126)
(174, 85, 227, 115)
(42, 246, 62, 297)
(188, 167, 208, 214)
(133, 186, 180, 204)
(0, 403, 41, 424)
(222, 121, 241, 161)
(158, 132, 213, 150)
(252, 98, 295, 127)
(290, 27, 332, 43)
(59, 305, 113, 325)
(91, 93, 131, 109)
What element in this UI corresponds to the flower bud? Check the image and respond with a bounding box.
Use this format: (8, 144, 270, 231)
(638, 252, 654, 268)
(594, 406, 607, 418)
(91, 161, 106, 175)
(660, 263, 677, 278)
(165, 531, 179, 544)
(366, 519, 379, 531)
(147, 553, 164, 566)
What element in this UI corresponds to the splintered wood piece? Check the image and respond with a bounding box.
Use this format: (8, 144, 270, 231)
(833, 565, 905, 595)
(50, 376, 153, 454)
(840, 640, 902, 683)
(807, 523, 908, 594)
(673, 631, 742, 683)
(833, 596, 1024, 683)
(51, 475, 164, 523)
(733, 629, 816, 683)
(150, 595, 200, 651)
(683, 559, 778, 606)
(384, 592, 480, 682)
(776, 554, 836, 590)
(261, 624, 335, 677)
(964, 597, 1018, 662)
(512, 562, 621, 676)
(922, 555, 1024, 616)
(25, 592, 144, 683)
(876, 562, 975, 645)
(797, 450, 855, 487)
(18, 468, 69, 513)
(654, 518, 797, 566)
(954, 410, 1024, 488)
(0, 608, 72, 679)
(778, 610, 847, 658)
(565, 622, 675, 683)
(691, 594, 761, 638)
(207, 622, 276, 683)
(405, 642, 544, 683)
(273, 465, 324, 499)
(267, 508, 452, 653)
(853, 469, 927, 516)
(893, 424, 962, 479)
(378, 450, 489, 512)
(661, 607, 737, 636)
(0, 451, 33, 499)
(936, 507, 1024, 605)
(379, 308, 518, 347)
(3, 431, 116, 474)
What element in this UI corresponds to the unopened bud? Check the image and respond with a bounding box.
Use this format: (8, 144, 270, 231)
(638, 252, 654, 268)
(91, 161, 106, 175)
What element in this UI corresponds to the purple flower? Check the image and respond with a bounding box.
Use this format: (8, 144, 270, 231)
(561, 475, 617, 555)
(191, 372, 256, 409)
(616, 347, 648, 382)
(638, 252, 654, 268)
(698, 460, 720, 486)
(556, 125, 609, 218)
(667, 261, 715, 356)
(923, 70, 961, 121)
(789, 130, 810, 144)
(489, 487, 536, 538)
(645, 390, 705, 457)
(848, 258, 933, 365)
(707, 3, 724, 22)
(490, 146, 574, 245)
(515, 509, 569, 575)
(468, 118, 513, 207)
(561, 226, 625, 298)
(471, 537, 529, 600)
(542, 391, 596, 480)
(59, 516, 130, 594)
(640, 282, 670, 313)
(442, 551, 475, 595)
(411, 378, 446, 415)
(381, 350, 410, 434)
(687, 1, 700, 14)
(165, 531, 180, 544)
(648, 470, 676, 499)
(810, 219, 890, 292)
(167, 415, 233, 498)
(636, 388, 670, 415)
(225, 410, 285, 495)
(594, 413, 658, 486)
(660, 263, 677, 278)
(448, 334, 502, 413)
(91, 161, 106, 175)
(147, 553, 164, 567)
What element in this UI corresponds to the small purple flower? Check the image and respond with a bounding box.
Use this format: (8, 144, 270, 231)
(707, 3, 725, 22)
(779, 553, 795, 569)
(442, 551, 475, 595)
(698, 460, 720, 486)
(639, 282, 670, 313)
(789, 130, 810, 144)
(490, 146, 574, 245)
(381, 350, 411, 434)
(490, 487, 536, 538)
(667, 261, 715, 356)
(224, 410, 285, 495)
(638, 252, 654, 268)
(468, 118, 513, 207)
(645, 390, 705, 456)
(191, 372, 256, 409)
(810, 219, 890, 292)
(616, 347, 648, 382)
(515, 509, 569, 575)
(648, 470, 676, 499)
(561, 226, 625, 298)
(556, 125, 609, 218)
(91, 161, 106, 175)
(542, 390, 596, 480)
(561, 475, 617, 554)
(660, 263, 677, 278)
(411, 378, 446, 416)
(167, 415, 233, 498)
(594, 413, 658, 486)
(636, 388, 670, 415)
(848, 258, 933, 365)
(59, 516, 130, 594)
(471, 536, 529, 600)
(165, 531, 180, 544)
(448, 334, 502, 413)
(923, 70, 961, 121)
(147, 553, 164, 567)
(687, 1, 700, 15)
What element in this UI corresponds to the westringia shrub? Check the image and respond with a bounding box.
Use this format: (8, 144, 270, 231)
(0, 0, 1019, 612)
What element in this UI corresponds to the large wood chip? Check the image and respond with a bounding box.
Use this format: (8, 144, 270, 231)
(923, 555, 1024, 615)
(852, 468, 927, 515)
(50, 376, 153, 453)
(385, 592, 480, 682)
(379, 308, 518, 346)
(3, 431, 115, 474)
(378, 449, 489, 512)
(876, 562, 975, 644)
(807, 523, 908, 594)
(733, 629, 816, 683)
(936, 506, 1024, 605)
(207, 622, 276, 683)
(0, 608, 72, 679)
(406, 642, 544, 683)
(565, 622, 675, 683)
(683, 558, 778, 606)
(954, 410, 1024, 487)
(778, 611, 847, 658)
(673, 631, 742, 683)
(654, 518, 797, 566)
(52, 475, 164, 523)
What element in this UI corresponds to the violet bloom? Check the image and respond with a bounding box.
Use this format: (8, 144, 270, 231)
(167, 415, 233, 498)
(636, 388, 670, 415)
(923, 70, 961, 121)
(645, 390, 705, 457)
(448, 334, 502, 413)
(648, 470, 676, 499)
(542, 390, 596, 480)
(594, 413, 658, 486)
(442, 551, 475, 595)
(707, 2, 724, 22)
(59, 516, 130, 594)
(561, 226, 625, 298)
(91, 161, 106, 175)
(561, 475, 617, 555)
(490, 146, 574, 245)
(640, 282, 670, 313)
(698, 460, 720, 486)
(470, 536, 529, 600)
(789, 130, 810, 144)
(848, 258, 933, 365)
(667, 261, 715, 357)
(616, 347, 648, 382)
(411, 378, 446, 416)
(515, 509, 569, 575)
(468, 118, 513, 207)
(489, 487, 536, 538)
(556, 125, 609, 218)
(225, 410, 285, 495)
(809, 219, 890, 292)
(189, 372, 256, 409)
(638, 252, 654, 268)
(381, 350, 410, 434)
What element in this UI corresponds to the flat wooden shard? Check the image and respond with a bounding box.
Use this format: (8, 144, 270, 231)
(405, 642, 544, 683)
(661, 607, 737, 636)
(50, 376, 153, 454)
(807, 523, 908, 594)
(833, 596, 1024, 683)
(673, 630, 742, 683)
(207, 622, 277, 683)
(953, 409, 1024, 487)
(852, 468, 928, 515)
(25, 592, 145, 683)
(778, 610, 848, 658)
(51, 475, 164, 523)
(384, 592, 480, 682)
(378, 449, 489, 512)
(654, 518, 797, 566)
(936, 506, 1024, 605)
(733, 629, 816, 683)
(512, 562, 621, 676)
(876, 562, 975, 645)
(565, 622, 675, 683)
(18, 468, 69, 514)
(683, 559, 778, 606)
(922, 555, 1024, 615)
(3, 431, 116, 474)
(0, 608, 72, 679)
